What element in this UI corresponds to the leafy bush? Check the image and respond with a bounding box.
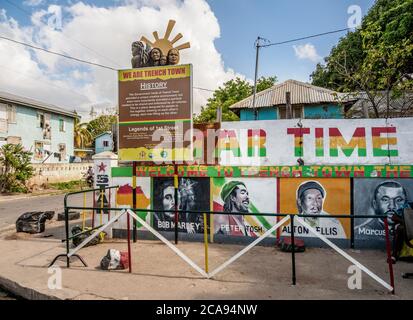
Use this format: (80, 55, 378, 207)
(49, 180, 85, 191)
(0, 144, 34, 193)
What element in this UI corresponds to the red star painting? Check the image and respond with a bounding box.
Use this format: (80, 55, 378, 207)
(98, 162, 107, 173)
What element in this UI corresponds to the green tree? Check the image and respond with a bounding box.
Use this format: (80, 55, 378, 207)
(310, 30, 364, 91)
(87, 114, 117, 139)
(310, 0, 413, 117)
(0, 144, 34, 193)
(194, 76, 277, 123)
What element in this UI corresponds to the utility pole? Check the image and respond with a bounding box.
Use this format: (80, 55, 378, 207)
(252, 36, 262, 121)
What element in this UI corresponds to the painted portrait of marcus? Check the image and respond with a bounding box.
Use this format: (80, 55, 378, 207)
(355, 180, 410, 240)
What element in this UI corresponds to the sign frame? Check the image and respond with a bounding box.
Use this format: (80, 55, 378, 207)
(117, 64, 193, 163)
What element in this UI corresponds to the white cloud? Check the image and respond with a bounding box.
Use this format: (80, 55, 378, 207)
(23, 0, 45, 6)
(0, 0, 244, 120)
(292, 43, 321, 63)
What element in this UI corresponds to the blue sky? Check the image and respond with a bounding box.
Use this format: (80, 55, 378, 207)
(3, 0, 375, 82)
(207, 0, 375, 82)
(0, 0, 376, 115)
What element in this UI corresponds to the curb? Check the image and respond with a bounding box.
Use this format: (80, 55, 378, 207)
(0, 191, 67, 203)
(0, 225, 15, 235)
(0, 275, 60, 300)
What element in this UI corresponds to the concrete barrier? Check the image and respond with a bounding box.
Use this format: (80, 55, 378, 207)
(27, 163, 93, 188)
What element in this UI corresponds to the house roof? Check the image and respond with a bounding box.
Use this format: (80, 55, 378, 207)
(229, 79, 356, 110)
(74, 148, 94, 152)
(0, 91, 78, 118)
(94, 131, 112, 139)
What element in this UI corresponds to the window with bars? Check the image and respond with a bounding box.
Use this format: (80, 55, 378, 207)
(0, 103, 7, 133)
(7, 105, 16, 124)
(278, 105, 304, 119)
(37, 113, 45, 128)
(59, 118, 65, 132)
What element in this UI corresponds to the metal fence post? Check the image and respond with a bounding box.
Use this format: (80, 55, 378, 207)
(290, 214, 296, 285)
(383, 218, 395, 294)
(65, 206, 70, 268)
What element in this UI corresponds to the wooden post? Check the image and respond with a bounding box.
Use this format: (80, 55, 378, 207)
(216, 106, 222, 123)
(286, 91, 292, 119)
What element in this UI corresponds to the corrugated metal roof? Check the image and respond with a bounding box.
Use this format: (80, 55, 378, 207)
(229, 79, 354, 110)
(0, 91, 78, 118)
(95, 131, 112, 139)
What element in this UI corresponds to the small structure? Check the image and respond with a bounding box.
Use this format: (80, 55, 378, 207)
(0, 91, 77, 163)
(229, 79, 357, 120)
(95, 131, 113, 154)
(73, 148, 94, 162)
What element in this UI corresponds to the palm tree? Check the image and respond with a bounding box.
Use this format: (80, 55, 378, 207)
(74, 118, 92, 149)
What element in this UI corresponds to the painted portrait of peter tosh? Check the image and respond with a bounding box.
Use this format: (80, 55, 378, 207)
(214, 181, 252, 236)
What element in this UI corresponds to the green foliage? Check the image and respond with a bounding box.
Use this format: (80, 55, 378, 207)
(311, 30, 364, 91)
(49, 180, 85, 191)
(0, 144, 34, 193)
(310, 0, 413, 117)
(87, 114, 117, 139)
(194, 76, 277, 124)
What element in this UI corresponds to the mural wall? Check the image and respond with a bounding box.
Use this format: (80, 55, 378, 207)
(218, 118, 413, 166)
(109, 165, 413, 246)
(279, 178, 351, 239)
(354, 178, 413, 241)
(111, 176, 152, 230)
(152, 177, 209, 233)
(211, 178, 277, 237)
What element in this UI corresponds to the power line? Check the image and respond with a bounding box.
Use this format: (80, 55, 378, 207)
(251, 27, 351, 117)
(1, 27, 352, 93)
(3, 0, 123, 68)
(0, 35, 118, 70)
(0, 35, 217, 92)
(193, 86, 214, 92)
(260, 27, 351, 47)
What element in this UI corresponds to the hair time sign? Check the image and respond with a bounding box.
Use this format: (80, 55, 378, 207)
(118, 64, 193, 162)
(218, 118, 413, 166)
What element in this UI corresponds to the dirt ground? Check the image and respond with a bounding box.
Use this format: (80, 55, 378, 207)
(1, 217, 413, 300)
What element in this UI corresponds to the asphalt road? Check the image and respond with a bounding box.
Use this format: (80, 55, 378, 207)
(0, 193, 85, 229)
(0, 193, 86, 300)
